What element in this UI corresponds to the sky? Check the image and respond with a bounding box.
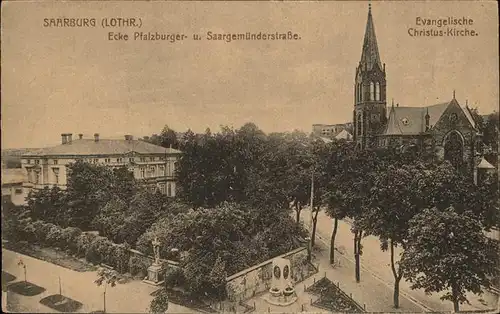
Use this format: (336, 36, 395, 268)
(1, 1, 498, 149)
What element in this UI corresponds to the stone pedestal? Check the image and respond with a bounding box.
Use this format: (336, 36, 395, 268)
(143, 263, 164, 286)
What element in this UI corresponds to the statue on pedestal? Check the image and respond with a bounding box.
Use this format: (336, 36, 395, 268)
(152, 237, 161, 266)
(143, 237, 164, 286)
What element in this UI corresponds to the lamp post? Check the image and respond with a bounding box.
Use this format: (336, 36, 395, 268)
(303, 136, 331, 261)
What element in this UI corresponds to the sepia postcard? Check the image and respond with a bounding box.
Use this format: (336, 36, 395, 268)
(1, 1, 499, 313)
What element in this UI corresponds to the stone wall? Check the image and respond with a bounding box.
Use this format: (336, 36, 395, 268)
(225, 247, 311, 302)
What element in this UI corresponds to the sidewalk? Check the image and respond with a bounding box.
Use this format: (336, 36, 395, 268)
(2, 248, 198, 313)
(301, 209, 499, 312)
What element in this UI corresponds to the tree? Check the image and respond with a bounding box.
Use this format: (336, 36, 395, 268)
(401, 207, 499, 312)
(64, 160, 115, 230)
(159, 125, 179, 149)
(25, 186, 66, 224)
(361, 164, 426, 308)
(94, 267, 118, 313)
(150, 290, 169, 313)
(333, 146, 377, 282)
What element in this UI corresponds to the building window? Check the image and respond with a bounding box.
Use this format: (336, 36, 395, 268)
(370, 82, 375, 101)
(159, 184, 166, 194)
(140, 167, 145, 178)
(357, 113, 362, 136)
(140, 157, 146, 162)
(94, 159, 99, 163)
(117, 158, 123, 163)
(27, 159, 31, 164)
(129, 158, 134, 162)
(167, 182, 172, 197)
(53, 168, 60, 184)
(375, 82, 380, 101)
(150, 157, 155, 161)
(358, 83, 362, 102)
(53, 160, 58, 165)
(15, 188, 23, 194)
(35, 160, 40, 165)
(104, 158, 111, 163)
(159, 165, 165, 176)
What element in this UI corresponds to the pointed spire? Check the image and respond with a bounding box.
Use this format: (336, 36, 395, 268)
(360, 3, 382, 71)
(391, 98, 394, 107)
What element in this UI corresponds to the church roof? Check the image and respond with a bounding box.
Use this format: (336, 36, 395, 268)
(360, 5, 382, 71)
(22, 139, 182, 157)
(383, 99, 476, 136)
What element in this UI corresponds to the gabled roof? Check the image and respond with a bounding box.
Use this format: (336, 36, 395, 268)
(383, 99, 476, 136)
(334, 129, 353, 140)
(1, 168, 26, 185)
(360, 5, 382, 71)
(477, 157, 495, 169)
(22, 139, 181, 157)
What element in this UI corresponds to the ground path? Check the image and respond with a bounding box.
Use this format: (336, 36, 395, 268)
(2, 248, 198, 313)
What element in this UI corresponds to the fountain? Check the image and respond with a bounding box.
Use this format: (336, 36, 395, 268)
(263, 257, 297, 306)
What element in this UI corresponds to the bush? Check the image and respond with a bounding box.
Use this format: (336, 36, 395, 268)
(61, 227, 83, 252)
(164, 267, 185, 288)
(129, 256, 148, 278)
(46, 225, 63, 247)
(149, 290, 169, 313)
(86, 236, 112, 265)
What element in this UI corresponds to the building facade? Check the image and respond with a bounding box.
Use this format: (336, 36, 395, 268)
(352, 5, 488, 177)
(312, 123, 353, 140)
(1, 168, 28, 206)
(21, 133, 181, 198)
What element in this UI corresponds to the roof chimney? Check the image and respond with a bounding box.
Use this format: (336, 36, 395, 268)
(78, 134, 83, 140)
(124, 135, 133, 141)
(61, 133, 67, 144)
(67, 133, 73, 143)
(94, 133, 100, 142)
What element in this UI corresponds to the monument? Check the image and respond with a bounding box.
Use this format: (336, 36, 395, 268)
(264, 257, 297, 306)
(143, 237, 164, 286)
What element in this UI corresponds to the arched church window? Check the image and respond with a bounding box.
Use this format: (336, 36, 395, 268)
(444, 131, 464, 170)
(357, 113, 362, 135)
(375, 82, 380, 101)
(370, 82, 375, 101)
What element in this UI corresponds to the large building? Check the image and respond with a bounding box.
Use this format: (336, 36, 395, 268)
(353, 5, 490, 176)
(21, 133, 181, 198)
(312, 123, 353, 141)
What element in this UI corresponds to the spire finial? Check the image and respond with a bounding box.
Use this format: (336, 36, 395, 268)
(392, 98, 394, 106)
(369, 1, 372, 12)
(453, 90, 456, 99)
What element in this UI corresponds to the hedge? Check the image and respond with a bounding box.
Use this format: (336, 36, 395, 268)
(13, 219, 132, 274)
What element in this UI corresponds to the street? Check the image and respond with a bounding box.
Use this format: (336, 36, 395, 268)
(2, 249, 198, 313)
(301, 208, 499, 312)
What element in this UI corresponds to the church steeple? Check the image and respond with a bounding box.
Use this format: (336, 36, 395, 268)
(354, 3, 387, 150)
(360, 3, 382, 71)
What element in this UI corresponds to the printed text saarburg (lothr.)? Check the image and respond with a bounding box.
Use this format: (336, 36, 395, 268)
(41, 17, 302, 43)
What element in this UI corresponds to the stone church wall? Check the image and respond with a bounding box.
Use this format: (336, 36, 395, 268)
(431, 104, 477, 175)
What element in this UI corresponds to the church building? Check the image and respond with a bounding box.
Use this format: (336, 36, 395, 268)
(353, 4, 489, 176)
